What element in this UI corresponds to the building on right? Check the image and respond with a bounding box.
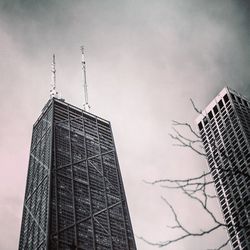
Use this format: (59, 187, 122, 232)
(196, 87, 250, 249)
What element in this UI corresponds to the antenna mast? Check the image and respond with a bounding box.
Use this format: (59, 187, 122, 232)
(50, 54, 58, 99)
(81, 46, 90, 111)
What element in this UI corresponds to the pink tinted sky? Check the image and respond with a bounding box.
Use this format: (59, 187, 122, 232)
(0, 1, 250, 249)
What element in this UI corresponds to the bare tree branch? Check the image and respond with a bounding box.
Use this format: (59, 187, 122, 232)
(137, 196, 224, 248)
(190, 98, 202, 114)
(140, 99, 246, 250)
(172, 120, 201, 139)
(169, 132, 206, 156)
(177, 184, 225, 226)
(144, 171, 211, 185)
(207, 238, 230, 250)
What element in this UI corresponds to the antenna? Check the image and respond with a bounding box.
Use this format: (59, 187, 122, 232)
(81, 46, 90, 111)
(50, 54, 58, 99)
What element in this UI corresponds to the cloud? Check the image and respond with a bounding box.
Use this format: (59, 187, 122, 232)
(0, 1, 249, 249)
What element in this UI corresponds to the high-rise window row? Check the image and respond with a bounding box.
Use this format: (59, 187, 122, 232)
(196, 87, 250, 249)
(19, 98, 137, 250)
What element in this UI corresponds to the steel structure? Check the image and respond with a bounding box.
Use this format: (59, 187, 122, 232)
(196, 87, 250, 249)
(80, 46, 90, 112)
(19, 98, 137, 250)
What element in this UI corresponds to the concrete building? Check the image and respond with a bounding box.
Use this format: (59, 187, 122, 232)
(196, 87, 250, 249)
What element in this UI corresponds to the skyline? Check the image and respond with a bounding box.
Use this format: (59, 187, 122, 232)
(0, 1, 250, 249)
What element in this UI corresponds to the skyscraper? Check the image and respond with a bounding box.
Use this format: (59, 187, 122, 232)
(18, 97, 137, 250)
(196, 87, 250, 249)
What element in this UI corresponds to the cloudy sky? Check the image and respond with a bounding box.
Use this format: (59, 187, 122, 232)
(0, 0, 249, 249)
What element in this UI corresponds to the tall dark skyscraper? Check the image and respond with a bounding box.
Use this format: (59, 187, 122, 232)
(19, 97, 137, 250)
(196, 87, 250, 249)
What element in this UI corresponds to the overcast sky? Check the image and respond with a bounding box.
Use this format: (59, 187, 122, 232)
(0, 1, 250, 249)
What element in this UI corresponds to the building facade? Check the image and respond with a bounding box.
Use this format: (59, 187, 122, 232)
(19, 98, 137, 250)
(196, 87, 250, 249)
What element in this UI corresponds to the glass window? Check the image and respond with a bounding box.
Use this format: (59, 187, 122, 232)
(223, 94, 229, 103)
(218, 100, 224, 109)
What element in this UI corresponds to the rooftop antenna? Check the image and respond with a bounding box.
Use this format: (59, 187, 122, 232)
(50, 54, 58, 99)
(81, 46, 90, 111)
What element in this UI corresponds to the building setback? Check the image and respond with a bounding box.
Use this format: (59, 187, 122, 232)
(19, 97, 137, 250)
(196, 87, 250, 249)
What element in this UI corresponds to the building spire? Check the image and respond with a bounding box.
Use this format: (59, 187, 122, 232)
(81, 46, 90, 111)
(50, 54, 58, 99)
